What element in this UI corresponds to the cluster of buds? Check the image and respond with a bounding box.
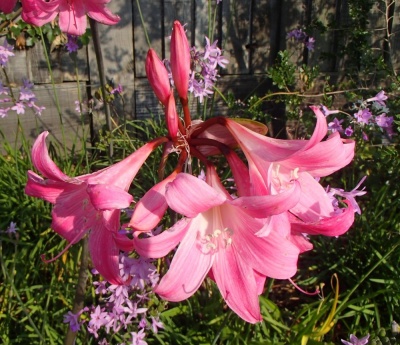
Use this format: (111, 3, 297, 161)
(25, 21, 358, 324)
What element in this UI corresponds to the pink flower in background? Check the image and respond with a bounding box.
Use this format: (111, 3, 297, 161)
(25, 131, 165, 284)
(21, 0, 120, 36)
(0, 0, 17, 13)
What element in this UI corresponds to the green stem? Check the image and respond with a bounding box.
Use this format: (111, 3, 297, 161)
(64, 238, 89, 345)
(38, 28, 67, 158)
(135, 0, 151, 48)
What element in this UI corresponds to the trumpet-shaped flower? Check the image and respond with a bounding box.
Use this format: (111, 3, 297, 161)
(25, 132, 164, 284)
(134, 169, 301, 323)
(21, 0, 120, 36)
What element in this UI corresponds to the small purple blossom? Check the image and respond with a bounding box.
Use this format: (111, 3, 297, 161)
(287, 29, 307, 41)
(355, 109, 372, 125)
(0, 40, 14, 67)
(5, 221, 18, 235)
(305, 37, 315, 51)
(111, 84, 123, 94)
(328, 117, 344, 133)
(150, 316, 164, 334)
(88, 306, 109, 338)
(63, 311, 81, 332)
(341, 333, 370, 345)
(330, 176, 367, 215)
(130, 329, 148, 345)
(344, 126, 354, 137)
(375, 113, 393, 128)
(66, 34, 79, 53)
(11, 102, 25, 114)
(366, 90, 387, 106)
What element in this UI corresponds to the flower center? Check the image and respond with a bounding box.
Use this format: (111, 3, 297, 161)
(200, 227, 233, 254)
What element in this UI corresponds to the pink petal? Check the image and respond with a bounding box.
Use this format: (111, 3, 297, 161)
(86, 2, 120, 26)
(304, 106, 329, 151)
(155, 218, 213, 301)
(58, 2, 88, 36)
(165, 173, 226, 217)
(212, 248, 262, 323)
(129, 174, 176, 231)
(25, 171, 67, 204)
(134, 218, 189, 258)
(282, 132, 355, 177)
(290, 200, 355, 236)
(113, 232, 135, 252)
(31, 132, 69, 182)
(289, 173, 335, 222)
(229, 181, 301, 218)
(89, 211, 125, 285)
(87, 184, 133, 210)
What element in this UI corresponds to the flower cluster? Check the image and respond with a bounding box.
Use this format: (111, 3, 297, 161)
(0, 77, 45, 118)
(188, 37, 229, 102)
(287, 28, 315, 51)
(64, 253, 162, 344)
(322, 90, 394, 140)
(26, 21, 359, 324)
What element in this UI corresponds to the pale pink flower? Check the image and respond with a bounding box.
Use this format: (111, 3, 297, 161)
(25, 131, 166, 284)
(134, 168, 301, 323)
(21, 0, 120, 36)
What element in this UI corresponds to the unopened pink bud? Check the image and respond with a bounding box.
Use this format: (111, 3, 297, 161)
(146, 49, 171, 105)
(165, 93, 179, 139)
(0, 0, 17, 14)
(170, 21, 190, 101)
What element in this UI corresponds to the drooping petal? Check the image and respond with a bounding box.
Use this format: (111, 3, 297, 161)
(154, 217, 213, 301)
(25, 171, 68, 204)
(165, 173, 226, 217)
(87, 184, 133, 210)
(31, 131, 69, 182)
(290, 201, 354, 236)
(134, 218, 189, 258)
(212, 247, 262, 323)
(86, 1, 120, 26)
(89, 211, 125, 285)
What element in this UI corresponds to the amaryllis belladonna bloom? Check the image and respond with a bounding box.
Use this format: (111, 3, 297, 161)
(134, 167, 302, 323)
(21, 0, 120, 36)
(0, 0, 17, 13)
(25, 131, 166, 284)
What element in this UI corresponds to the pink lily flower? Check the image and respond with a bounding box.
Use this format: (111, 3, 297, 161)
(170, 21, 190, 101)
(0, 0, 17, 13)
(134, 168, 301, 323)
(25, 131, 165, 284)
(21, 0, 120, 36)
(224, 106, 355, 229)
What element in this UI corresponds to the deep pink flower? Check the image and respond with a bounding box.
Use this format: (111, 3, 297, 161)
(25, 132, 165, 284)
(21, 0, 120, 36)
(134, 169, 301, 323)
(0, 0, 17, 13)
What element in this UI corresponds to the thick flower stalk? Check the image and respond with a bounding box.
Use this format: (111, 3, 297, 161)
(25, 131, 167, 284)
(21, 0, 120, 36)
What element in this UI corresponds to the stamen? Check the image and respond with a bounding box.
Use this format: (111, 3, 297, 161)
(289, 278, 320, 296)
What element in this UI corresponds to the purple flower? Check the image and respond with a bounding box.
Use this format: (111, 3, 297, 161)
(341, 333, 370, 345)
(0, 82, 9, 95)
(344, 126, 354, 137)
(305, 37, 315, 51)
(130, 329, 148, 345)
(320, 104, 339, 116)
(111, 84, 123, 94)
(5, 221, 18, 235)
(330, 176, 367, 215)
(11, 102, 25, 114)
(328, 117, 344, 133)
(287, 29, 307, 41)
(66, 34, 79, 53)
(375, 113, 393, 128)
(0, 107, 10, 118)
(355, 109, 372, 124)
(150, 316, 164, 334)
(88, 306, 109, 338)
(362, 131, 369, 141)
(0, 40, 14, 67)
(366, 90, 387, 106)
(63, 311, 81, 332)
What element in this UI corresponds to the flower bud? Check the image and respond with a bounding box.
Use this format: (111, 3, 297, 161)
(145, 48, 171, 105)
(165, 92, 179, 139)
(170, 21, 190, 101)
